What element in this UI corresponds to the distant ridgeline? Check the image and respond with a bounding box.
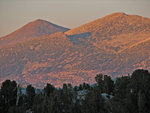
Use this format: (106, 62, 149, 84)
(0, 69, 150, 113)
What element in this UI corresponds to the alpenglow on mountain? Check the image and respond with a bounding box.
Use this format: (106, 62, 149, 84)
(0, 19, 69, 47)
(0, 12, 150, 88)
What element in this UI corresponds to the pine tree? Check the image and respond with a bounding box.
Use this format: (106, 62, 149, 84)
(26, 85, 35, 108)
(44, 83, 55, 97)
(0, 80, 17, 113)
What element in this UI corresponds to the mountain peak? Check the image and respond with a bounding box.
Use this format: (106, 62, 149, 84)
(27, 19, 53, 26)
(31, 19, 51, 24)
(65, 12, 150, 36)
(34, 19, 45, 21)
(109, 12, 127, 16)
(0, 19, 69, 47)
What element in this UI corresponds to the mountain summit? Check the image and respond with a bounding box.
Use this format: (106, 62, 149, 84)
(65, 12, 150, 36)
(65, 12, 150, 53)
(0, 19, 69, 47)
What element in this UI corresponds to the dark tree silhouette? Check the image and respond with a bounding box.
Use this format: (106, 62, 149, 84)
(0, 80, 17, 113)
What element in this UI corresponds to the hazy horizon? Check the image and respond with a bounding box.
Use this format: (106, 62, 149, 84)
(0, 0, 150, 37)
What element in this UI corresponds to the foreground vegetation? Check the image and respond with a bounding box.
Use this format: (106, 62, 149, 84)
(0, 69, 150, 113)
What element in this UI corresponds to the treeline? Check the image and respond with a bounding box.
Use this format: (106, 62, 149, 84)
(0, 69, 150, 113)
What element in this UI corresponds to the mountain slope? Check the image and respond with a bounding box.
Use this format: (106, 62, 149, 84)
(106, 38, 150, 76)
(0, 19, 69, 47)
(0, 32, 98, 87)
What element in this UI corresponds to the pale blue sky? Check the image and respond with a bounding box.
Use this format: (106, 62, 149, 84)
(0, 0, 150, 37)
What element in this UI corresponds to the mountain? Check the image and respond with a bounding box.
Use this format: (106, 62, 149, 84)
(0, 19, 69, 47)
(0, 12, 150, 88)
(65, 12, 150, 53)
(66, 12, 150, 35)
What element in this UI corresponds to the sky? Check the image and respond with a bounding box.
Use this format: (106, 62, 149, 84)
(0, 0, 150, 37)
